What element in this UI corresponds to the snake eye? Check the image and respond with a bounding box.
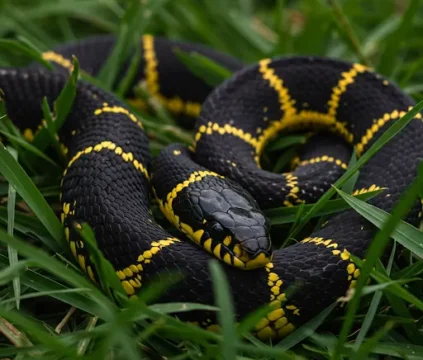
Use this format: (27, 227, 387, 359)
(207, 220, 226, 242)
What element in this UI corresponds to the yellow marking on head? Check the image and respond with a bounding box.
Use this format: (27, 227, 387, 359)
(223, 236, 231, 246)
(154, 170, 222, 234)
(94, 105, 142, 128)
(223, 253, 232, 266)
(193, 229, 204, 243)
(327, 63, 369, 117)
(64, 141, 149, 179)
(213, 243, 222, 259)
(244, 252, 271, 269)
(297, 156, 348, 170)
(203, 238, 212, 252)
(42, 51, 74, 71)
(173, 150, 181, 156)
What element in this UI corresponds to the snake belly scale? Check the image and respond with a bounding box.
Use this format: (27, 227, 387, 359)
(0, 35, 422, 340)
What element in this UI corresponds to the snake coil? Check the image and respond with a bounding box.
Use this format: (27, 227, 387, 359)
(1, 35, 422, 340)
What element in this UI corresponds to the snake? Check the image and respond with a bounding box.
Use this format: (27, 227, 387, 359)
(1, 35, 422, 340)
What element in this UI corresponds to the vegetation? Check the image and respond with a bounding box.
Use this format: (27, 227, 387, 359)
(0, 0, 422, 358)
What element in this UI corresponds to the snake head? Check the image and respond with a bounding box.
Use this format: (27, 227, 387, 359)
(187, 177, 272, 270)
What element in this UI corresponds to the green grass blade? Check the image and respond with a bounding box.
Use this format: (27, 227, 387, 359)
(174, 49, 233, 86)
(0, 142, 64, 251)
(0, 39, 52, 70)
(0, 255, 106, 318)
(40, 97, 68, 165)
(0, 306, 78, 357)
(353, 242, 396, 348)
(0, 130, 60, 169)
(335, 186, 423, 258)
(0, 260, 31, 286)
(6, 146, 20, 309)
(97, 0, 171, 90)
(333, 177, 423, 359)
(77, 223, 127, 302)
(53, 55, 79, 128)
(276, 302, 337, 351)
(377, 0, 421, 76)
(209, 260, 237, 360)
(350, 322, 394, 360)
(116, 45, 142, 98)
(0, 229, 116, 320)
(0, 207, 57, 251)
(266, 189, 382, 225)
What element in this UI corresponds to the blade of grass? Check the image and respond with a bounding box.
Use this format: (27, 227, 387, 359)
(0, 255, 106, 318)
(0, 306, 78, 357)
(174, 49, 233, 86)
(377, 0, 421, 76)
(327, 0, 371, 66)
(0, 230, 116, 321)
(353, 241, 396, 348)
(0, 39, 52, 70)
(209, 260, 237, 360)
(333, 177, 423, 359)
(350, 322, 395, 360)
(336, 183, 423, 258)
(6, 146, 20, 309)
(266, 189, 382, 225)
(0, 130, 60, 169)
(276, 302, 337, 351)
(0, 142, 64, 251)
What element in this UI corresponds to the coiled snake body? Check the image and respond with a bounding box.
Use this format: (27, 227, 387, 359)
(1, 35, 423, 340)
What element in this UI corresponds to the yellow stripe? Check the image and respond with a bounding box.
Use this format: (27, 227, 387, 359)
(118, 238, 180, 295)
(94, 104, 142, 128)
(327, 63, 369, 117)
(355, 109, 407, 155)
(258, 58, 296, 117)
(194, 111, 354, 165)
(298, 156, 348, 170)
(42, 51, 74, 71)
(301, 237, 359, 289)
(143, 34, 160, 96)
(254, 262, 298, 340)
(194, 123, 257, 149)
(142, 35, 202, 118)
(64, 140, 149, 179)
(155, 170, 222, 228)
(283, 173, 301, 207)
(352, 184, 383, 195)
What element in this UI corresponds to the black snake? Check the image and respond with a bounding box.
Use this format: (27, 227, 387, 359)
(1, 35, 422, 340)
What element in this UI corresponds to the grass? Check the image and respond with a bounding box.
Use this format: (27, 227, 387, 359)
(0, 0, 423, 359)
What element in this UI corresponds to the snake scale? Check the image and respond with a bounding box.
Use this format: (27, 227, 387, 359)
(1, 35, 422, 340)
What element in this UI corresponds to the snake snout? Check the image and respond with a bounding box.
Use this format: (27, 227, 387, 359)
(227, 207, 272, 269)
